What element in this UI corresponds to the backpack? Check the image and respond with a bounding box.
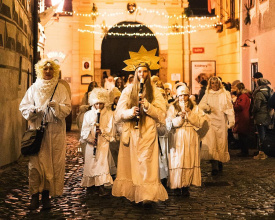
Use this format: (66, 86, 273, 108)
(262, 87, 274, 129)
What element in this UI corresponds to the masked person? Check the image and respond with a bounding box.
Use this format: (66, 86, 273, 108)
(112, 62, 168, 205)
(19, 59, 71, 210)
(80, 88, 115, 196)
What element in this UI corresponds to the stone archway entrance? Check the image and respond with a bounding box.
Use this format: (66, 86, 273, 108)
(101, 21, 159, 78)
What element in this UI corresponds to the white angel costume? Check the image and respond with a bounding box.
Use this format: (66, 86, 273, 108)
(112, 84, 168, 203)
(166, 85, 208, 189)
(199, 88, 235, 163)
(80, 88, 115, 187)
(19, 78, 71, 196)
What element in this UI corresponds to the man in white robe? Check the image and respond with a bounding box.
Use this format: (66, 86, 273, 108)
(19, 59, 71, 210)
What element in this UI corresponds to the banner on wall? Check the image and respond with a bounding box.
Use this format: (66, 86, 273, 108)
(191, 60, 216, 94)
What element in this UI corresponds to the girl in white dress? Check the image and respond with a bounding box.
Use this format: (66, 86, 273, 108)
(112, 62, 168, 205)
(80, 88, 115, 196)
(166, 84, 208, 196)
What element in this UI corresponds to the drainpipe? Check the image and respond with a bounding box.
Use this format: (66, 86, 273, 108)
(188, 18, 191, 91)
(181, 0, 185, 81)
(32, 0, 38, 83)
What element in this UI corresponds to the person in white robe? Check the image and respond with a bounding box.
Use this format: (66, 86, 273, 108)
(199, 76, 235, 176)
(156, 88, 169, 187)
(76, 81, 98, 159)
(166, 84, 208, 196)
(19, 59, 71, 210)
(112, 62, 168, 205)
(80, 88, 115, 196)
(108, 87, 122, 168)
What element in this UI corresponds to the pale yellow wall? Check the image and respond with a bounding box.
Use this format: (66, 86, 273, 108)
(166, 7, 184, 85)
(216, 0, 240, 83)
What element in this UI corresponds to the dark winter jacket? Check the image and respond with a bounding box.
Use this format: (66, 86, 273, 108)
(252, 79, 272, 125)
(197, 86, 206, 104)
(233, 90, 251, 134)
(268, 93, 275, 109)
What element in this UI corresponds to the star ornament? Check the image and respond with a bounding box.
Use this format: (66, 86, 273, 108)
(123, 45, 161, 71)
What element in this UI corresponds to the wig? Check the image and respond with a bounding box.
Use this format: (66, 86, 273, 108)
(206, 76, 224, 92)
(35, 59, 60, 79)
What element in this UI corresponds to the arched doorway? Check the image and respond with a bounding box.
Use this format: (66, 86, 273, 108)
(101, 21, 159, 78)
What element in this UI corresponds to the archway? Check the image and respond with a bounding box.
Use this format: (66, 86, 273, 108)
(101, 21, 159, 78)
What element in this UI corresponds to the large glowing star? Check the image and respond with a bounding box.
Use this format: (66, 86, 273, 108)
(123, 45, 161, 71)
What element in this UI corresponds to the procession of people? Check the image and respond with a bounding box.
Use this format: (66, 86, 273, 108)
(19, 54, 274, 210)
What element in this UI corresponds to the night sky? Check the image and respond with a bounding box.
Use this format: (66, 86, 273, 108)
(188, 0, 210, 15)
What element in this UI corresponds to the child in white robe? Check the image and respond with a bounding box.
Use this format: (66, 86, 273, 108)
(80, 88, 115, 196)
(166, 84, 208, 196)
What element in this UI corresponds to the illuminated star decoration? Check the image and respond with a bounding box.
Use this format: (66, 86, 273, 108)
(123, 45, 161, 71)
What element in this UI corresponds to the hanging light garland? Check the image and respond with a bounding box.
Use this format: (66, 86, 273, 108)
(85, 23, 219, 30)
(78, 28, 197, 36)
(71, 6, 219, 21)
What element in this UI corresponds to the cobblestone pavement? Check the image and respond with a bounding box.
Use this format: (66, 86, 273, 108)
(1, 128, 275, 220)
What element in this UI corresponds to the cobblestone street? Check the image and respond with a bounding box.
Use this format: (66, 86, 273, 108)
(1, 128, 275, 219)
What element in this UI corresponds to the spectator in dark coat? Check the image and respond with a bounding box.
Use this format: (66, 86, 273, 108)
(197, 80, 207, 104)
(252, 78, 272, 160)
(268, 92, 275, 109)
(232, 83, 251, 156)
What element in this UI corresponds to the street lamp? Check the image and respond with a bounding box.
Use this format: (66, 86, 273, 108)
(241, 39, 256, 48)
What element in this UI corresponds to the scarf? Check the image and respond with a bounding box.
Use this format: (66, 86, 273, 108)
(34, 78, 58, 110)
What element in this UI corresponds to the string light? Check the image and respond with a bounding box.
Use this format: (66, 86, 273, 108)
(85, 23, 219, 30)
(71, 7, 219, 21)
(45, 6, 219, 21)
(78, 28, 197, 36)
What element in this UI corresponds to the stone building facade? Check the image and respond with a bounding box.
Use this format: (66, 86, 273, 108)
(0, 0, 33, 166)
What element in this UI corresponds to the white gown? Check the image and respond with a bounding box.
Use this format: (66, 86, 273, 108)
(157, 124, 169, 180)
(19, 82, 71, 196)
(80, 107, 115, 187)
(199, 89, 235, 163)
(112, 84, 168, 203)
(166, 103, 207, 188)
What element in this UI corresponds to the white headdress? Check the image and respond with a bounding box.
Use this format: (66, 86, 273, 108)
(176, 84, 190, 97)
(89, 88, 109, 106)
(151, 75, 159, 84)
(164, 83, 172, 90)
(109, 87, 121, 102)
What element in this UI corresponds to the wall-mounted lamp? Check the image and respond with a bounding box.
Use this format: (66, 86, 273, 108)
(241, 39, 256, 48)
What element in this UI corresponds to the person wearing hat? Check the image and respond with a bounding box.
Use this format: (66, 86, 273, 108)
(156, 87, 169, 187)
(77, 81, 99, 158)
(252, 72, 263, 88)
(199, 76, 235, 176)
(108, 87, 122, 168)
(19, 59, 71, 210)
(112, 62, 168, 205)
(164, 83, 174, 104)
(166, 84, 208, 196)
(80, 87, 115, 196)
